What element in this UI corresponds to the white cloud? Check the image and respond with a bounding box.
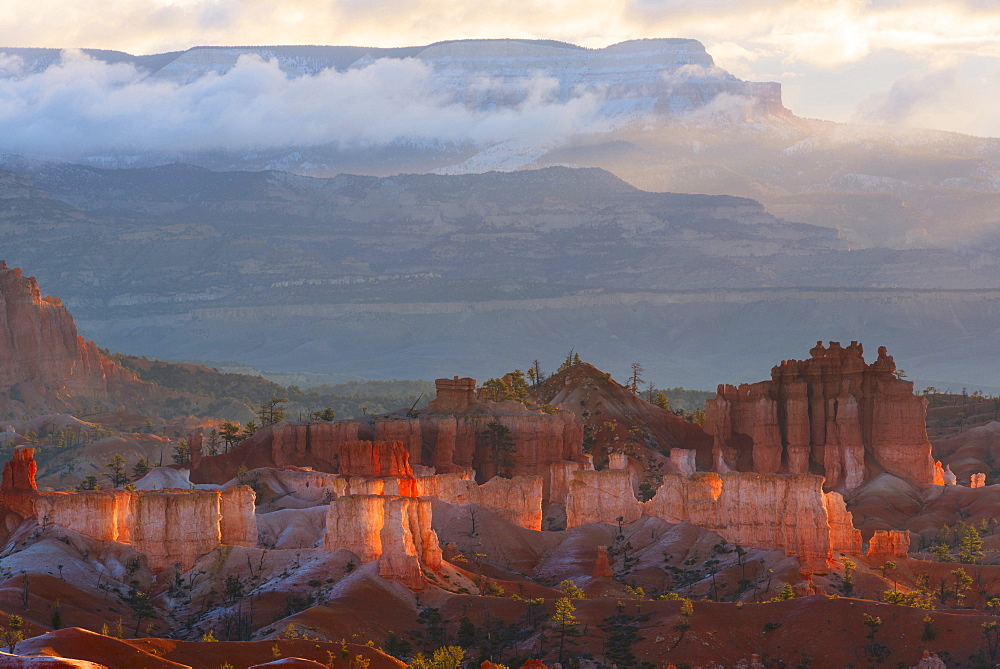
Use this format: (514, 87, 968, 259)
(0, 50, 612, 159)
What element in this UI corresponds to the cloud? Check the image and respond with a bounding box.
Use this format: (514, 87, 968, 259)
(854, 68, 959, 124)
(0, 50, 613, 159)
(2, 0, 1000, 137)
(852, 65, 1000, 136)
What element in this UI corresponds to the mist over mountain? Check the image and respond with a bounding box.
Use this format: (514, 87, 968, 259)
(2, 38, 997, 252)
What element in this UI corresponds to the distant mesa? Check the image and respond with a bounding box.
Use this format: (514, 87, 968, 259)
(0, 38, 790, 120)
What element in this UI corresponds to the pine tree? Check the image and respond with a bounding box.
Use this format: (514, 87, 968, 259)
(601, 601, 647, 668)
(959, 525, 985, 564)
(218, 421, 240, 452)
(131, 457, 151, 480)
(257, 397, 288, 427)
(481, 421, 516, 479)
(547, 598, 581, 666)
(652, 391, 671, 411)
(103, 454, 129, 488)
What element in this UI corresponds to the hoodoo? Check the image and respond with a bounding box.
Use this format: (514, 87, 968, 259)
(704, 341, 935, 491)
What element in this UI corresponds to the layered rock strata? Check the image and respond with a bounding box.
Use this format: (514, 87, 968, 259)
(191, 393, 587, 505)
(2, 450, 256, 570)
(704, 342, 935, 491)
(866, 530, 910, 558)
(646, 472, 861, 572)
(565, 470, 643, 527)
(324, 495, 442, 590)
(0, 263, 152, 415)
(417, 473, 543, 530)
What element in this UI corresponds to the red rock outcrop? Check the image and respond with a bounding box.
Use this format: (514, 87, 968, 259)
(592, 545, 613, 578)
(0, 449, 255, 569)
(971, 473, 986, 488)
(1, 446, 37, 491)
(866, 530, 910, 558)
(565, 470, 643, 527)
(0, 262, 154, 416)
(932, 461, 945, 486)
(645, 472, 862, 572)
(373, 421, 424, 466)
(188, 422, 395, 483)
(132, 490, 223, 571)
(417, 473, 543, 530)
(324, 495, 442, 590)
(220, 485, 258, 547)
(373, 403, 587, 503)
(425, 377, 477, 413)
(36, 490, 135, 543)
(0, 446, 39, 519)
(192, 405, 582, 506)
(824, 491, 864, 554)
(705, 342, 935, 491)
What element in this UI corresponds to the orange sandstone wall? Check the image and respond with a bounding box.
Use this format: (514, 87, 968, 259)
(645, 472, 860, 572)
(220, 485, 257, 547)
(324, 495, 442, 590)
(565, 470, 643, 528)
(705, 342, 935, 491)
(132, 490, 222, 571)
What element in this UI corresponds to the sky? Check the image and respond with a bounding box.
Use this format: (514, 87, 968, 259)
(0, 0, 999, 138)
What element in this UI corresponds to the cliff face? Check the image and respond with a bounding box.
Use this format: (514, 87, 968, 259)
(705, 342, 935, 491)
(0, 263, 150, 416)
(867, 530, 910, 558)
(646, 472, 861, 572)
(192, 385, 587, 505)
(3, 449, 255, 571)
(565, 470, 643, 527)
(220, 485, 258, 548)
(324, 495, 442, 590)
(186, 423, 425, 484)
(417, 473, 544, 530)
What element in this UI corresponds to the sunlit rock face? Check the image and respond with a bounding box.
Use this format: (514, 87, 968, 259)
(0, 262, 148, 416)
(646, 472, 861, 573)
(565, 469, 642, 527)
(704, 342, 935, 491)
(3, 449, 257, 571)
(324, 495, 442, 590)
(867, 530, 910, 558)
(191, 378, 589, 505)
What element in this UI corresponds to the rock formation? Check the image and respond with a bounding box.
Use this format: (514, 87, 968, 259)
(565, 470, 643, 528)
(0, 262, 154, 417)
(933, 461, 945, 486)
(36, 490, 135, 543)
(1, 446, 36, 491)
(324, 495, 442, 590)
(220, 485, 258, 547)
(186, 423, 429, 483)
(191, 390, 585, 506)
(646, 473, 861, 572)
(1, 448, 256, 570)
(866, 530, 910, 558)
(971, 473, 986, 488)
(670, 449, 697, 477)
(418, 473, 543, 530)
(425, 377, 477, 413)
(705, 342, 935, 491)
(592, 546, 613, 578)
